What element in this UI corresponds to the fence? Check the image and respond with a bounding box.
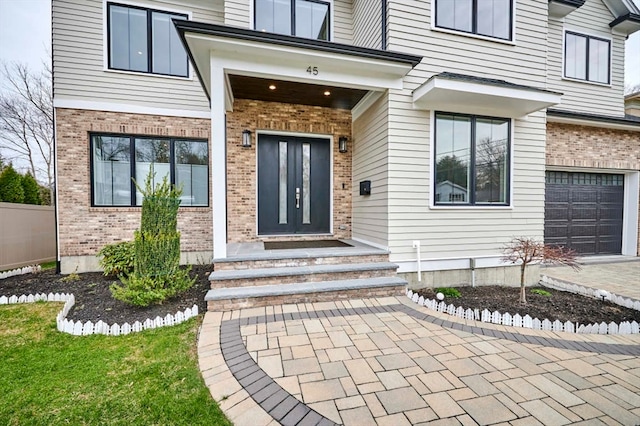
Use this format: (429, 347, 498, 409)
(0, 202, 55, 271)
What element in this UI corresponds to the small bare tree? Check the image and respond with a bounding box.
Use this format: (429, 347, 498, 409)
(0, 60, 53, 202)
(502, 237, 580, 304)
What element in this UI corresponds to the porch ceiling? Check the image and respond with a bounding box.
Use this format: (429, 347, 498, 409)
(228, 75, 368, 110)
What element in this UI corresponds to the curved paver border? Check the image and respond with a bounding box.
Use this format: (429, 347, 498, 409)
(218, 300, 640, 426)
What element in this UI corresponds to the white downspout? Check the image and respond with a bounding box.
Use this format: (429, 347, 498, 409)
(413, 241, 421, 282)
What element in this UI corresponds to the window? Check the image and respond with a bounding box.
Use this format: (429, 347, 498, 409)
(108, 3, 188, 77)
(435, 0, 512, 40)
(91, 135, 208, 207)
(434, 112, 510, 206)
(255, 0, 330, 41)
(564, 32, 610, 84)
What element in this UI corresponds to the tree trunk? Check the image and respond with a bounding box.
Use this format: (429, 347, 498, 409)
(520, 263, 527, 305)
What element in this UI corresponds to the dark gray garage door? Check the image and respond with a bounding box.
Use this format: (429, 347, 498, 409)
(544, 172, 624, 255)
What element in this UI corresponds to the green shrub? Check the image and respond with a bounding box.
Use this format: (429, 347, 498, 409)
(98, 241, 135, 277)
(21, 172, 42, 205)
(530, 288, 552, 297)
(110, 170, 194, 306)
(435, 287, 461, 298)
(0, 164, 25, 203)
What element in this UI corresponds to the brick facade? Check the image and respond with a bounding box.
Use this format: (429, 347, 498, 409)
(55, 108, 213, 264)
(225, 99, 353, 243)
(546, 122, 640, 255)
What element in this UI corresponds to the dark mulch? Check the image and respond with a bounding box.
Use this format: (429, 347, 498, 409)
(415, 286, 640, 325)
(0, 266, 212, 324)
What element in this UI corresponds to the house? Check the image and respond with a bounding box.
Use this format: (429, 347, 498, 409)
(627, 91, 640, 116)
(53, 0, 640, 297)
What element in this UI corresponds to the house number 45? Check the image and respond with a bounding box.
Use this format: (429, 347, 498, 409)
(307, 66, 319, 75)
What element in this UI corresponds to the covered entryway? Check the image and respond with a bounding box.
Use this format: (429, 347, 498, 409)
(544, 171, 624, 254)
(258, 134, 331, 235)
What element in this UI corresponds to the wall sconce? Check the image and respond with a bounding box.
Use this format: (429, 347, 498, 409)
(339, 136, 348, 153)
(242, 130, 252, 148)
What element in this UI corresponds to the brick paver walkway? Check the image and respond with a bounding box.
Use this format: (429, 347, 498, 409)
(199, 296, 640, 425)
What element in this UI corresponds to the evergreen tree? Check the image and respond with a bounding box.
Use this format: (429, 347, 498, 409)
(0, 164, 25, 203)
(21, 172, 42, 205)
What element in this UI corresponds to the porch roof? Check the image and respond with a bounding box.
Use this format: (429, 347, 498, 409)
(174, 21, 422, 103)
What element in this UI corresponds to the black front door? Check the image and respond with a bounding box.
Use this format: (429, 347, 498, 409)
(258, 134, 331, 235)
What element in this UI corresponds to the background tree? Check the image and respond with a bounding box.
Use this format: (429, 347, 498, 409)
(0, 60, 53, 203)
(436, 155, 468, 187)
(502, 237, 580, 304)
(0, 164, 25, 203)
(21, 172, 42, 205)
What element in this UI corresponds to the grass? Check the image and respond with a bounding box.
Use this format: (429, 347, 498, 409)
(0, 303, 231, 426)
(40, 261, 57, 270)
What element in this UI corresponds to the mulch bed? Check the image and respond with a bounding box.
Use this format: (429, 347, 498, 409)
(0, 266, 212, 324)
(415, 286, 640, 325)
(3, 268, 640, 327)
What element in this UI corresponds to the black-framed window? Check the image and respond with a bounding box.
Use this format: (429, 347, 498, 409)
(91, 134, 208, 207)
(255, 0, 330, 41)
(434, 112, 510, 206)
(564, 32, 610, 84)
(108, 3, 188, 77)
(435, 0, 512, 40)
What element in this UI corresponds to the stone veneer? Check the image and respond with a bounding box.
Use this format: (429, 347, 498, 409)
(225, 99, 353, 243)
(55, 108, 212, 272)
(546, 122, 640, 255)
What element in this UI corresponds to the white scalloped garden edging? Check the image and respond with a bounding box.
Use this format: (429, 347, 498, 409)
(0, 292, 198, 336)
(0, 265, 41, 280)
(406, 287, 640, 335)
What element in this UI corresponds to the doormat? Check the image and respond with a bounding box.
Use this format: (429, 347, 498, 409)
(264, 240, 352, 250)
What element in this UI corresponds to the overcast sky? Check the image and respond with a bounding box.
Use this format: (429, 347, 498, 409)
(0, 0, 638, 88)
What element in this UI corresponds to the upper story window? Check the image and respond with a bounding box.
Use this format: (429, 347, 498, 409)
(255, 0, 330, 41)
(435, 0, 512, 41)
(91, 134, 209, 207)
(564, 32, 610, 84)
(434, 112, 510, 206)
(108, 3, 188, 77)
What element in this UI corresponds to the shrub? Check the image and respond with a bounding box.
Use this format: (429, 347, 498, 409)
(0, 164, 24, 203)
(530, 288, 552, 297)
(435, 287, 461, 298)
(21, 172, 42, 205)
(98, 241, 135, 277)
(110, 170, 194, 306)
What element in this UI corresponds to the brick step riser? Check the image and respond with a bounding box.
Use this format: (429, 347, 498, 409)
(209, 268, 396, 289)
(213, 254, 390, 271)
(207, 285, 406, 311)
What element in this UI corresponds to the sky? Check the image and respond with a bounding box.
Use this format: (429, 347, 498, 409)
(0, 0, 638, 88)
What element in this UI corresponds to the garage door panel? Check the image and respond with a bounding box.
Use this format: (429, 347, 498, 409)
(544, 172, 623, 255)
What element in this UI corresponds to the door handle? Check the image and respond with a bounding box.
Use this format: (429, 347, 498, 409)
(295, 187, 300, 209)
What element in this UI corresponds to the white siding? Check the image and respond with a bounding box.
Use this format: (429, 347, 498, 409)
(53, 0, 222, 111)
(547, 0, 626, 116)
(381, 0, 548, 263)
(387, 0, 548, 88)
(225, 0, 249, 27)
(387, 89, 546, 262)
(352, 93, 389, 247)
(333, 0, 354, 44)
(352, 0, 382, 49)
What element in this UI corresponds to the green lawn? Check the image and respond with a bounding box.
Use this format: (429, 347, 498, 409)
(0, 303, 231, 426)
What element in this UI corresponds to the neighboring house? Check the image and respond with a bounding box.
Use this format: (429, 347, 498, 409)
(627, 91, 640, 116)
(53, 0, 640, 287)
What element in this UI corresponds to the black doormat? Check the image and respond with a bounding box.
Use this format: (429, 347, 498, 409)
(264, 240, 352, 250)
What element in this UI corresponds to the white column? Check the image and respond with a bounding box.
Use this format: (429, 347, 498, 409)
(622, 171, 639, 256)
(211, 61, 227, 259)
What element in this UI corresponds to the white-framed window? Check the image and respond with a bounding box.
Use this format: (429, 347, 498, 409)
(254, 0, 331, 41)
(91, 134, 209, 207)
(434, 0, 513, 41)
(107, 2, 188, 77)
(564, 31, 611, 84)
(434, 112, 511, 206)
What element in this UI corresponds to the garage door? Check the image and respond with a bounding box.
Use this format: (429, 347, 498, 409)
(544, 172, 624, 255)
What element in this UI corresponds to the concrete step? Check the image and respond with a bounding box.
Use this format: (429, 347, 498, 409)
(213, 251, 390, 271)
(209, 262, 399, 288)
(205, 276, 408, 311)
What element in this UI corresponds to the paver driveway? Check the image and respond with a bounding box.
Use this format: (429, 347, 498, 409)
(199, 295, 640, 426)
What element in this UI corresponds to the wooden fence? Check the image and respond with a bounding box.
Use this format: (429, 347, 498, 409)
(0, 202, 55, 270)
